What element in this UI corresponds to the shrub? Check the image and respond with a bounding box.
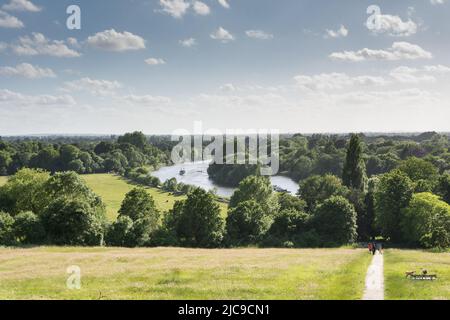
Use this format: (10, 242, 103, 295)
(105, 216, 133, 247)
(0, 212, 15, 245)
(13, 211, 45, 244)
(312, 196, 357, 246)
(42, 199, 105, 246)
(225, 200, 272, 246)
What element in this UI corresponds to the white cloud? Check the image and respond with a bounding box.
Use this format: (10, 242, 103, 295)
(66, 37, 79, 47)
(367, 14, 417, 37)
(159, 0, 190, 18)
(0, 10, 23, 28)
(389, 65, 450, 83)
(325, 25, 348, 38)
(389, 66, 436, 83)
(179, 38, 197, 47)
(87, 29, 146, 52)
(219, 83, 237, 92)
(121, 94, 172, 106)
(329, 42, 432, 62)
(61, 77, 122, 96)
(0, 63, 56, 79)
(217, 0, 230, 9)
(430, 0, 446, 5)
(193, 1, 210, 15)
(2, 0, 41, 12)
(294, 73, 387, 91)
(9, 33, 81, 57)
(246, 30, 274, 40)
(423, 64, 450, 73)
(145, 58, 166, 65)
(0, 89, 75, 107)
(210, 27, 235, 43)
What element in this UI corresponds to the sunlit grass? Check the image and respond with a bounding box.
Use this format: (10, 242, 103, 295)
(384, 249, 450, 300)
(0, 247, 371, 300)
(82, 174, 228, 221)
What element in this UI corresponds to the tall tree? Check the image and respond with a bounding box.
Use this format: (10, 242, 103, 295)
(375, 170, 413, 243)
(342, 134, 368, 192)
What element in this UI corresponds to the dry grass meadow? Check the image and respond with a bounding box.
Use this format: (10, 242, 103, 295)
(0, 247, 371, 300)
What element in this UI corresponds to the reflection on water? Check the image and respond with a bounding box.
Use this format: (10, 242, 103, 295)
(152, 162, 298, 198)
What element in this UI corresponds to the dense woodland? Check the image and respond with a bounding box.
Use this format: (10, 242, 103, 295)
(0, 132, 449, 249)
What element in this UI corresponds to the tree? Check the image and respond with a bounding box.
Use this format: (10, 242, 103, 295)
(401, 193, 450, 249)
(118, 187, 159, 223)
(42, 198, 105, 246)
(435, 173, 450, 204)
(225, 200, 272, 246)
(264, 209, 310, 247)
(94, 141, 115, 155)
(375, 170, 414, 243)
(59, 144, 81, 170)
(299, 174, 349, 211)
(29, 146, 59, 172)
(13, 211, 45, 244)
(43, 171, 105, 216)
(230, 175, 279, 216)
(0, 150, 12, 176)
(360, 177, 378, 240)
(342, 134, 367, 192)
(312, 196, 358, 246)
(117, 131, 147, 150)
(105, 216, 133, 247)
(398, 157, 438, 192)
(164, 188, 224, 248)
(0, 168, 50, 215)
(277, 192, 307, 212)
(0, 212, 15, 245)
(67, 159, 86, 174)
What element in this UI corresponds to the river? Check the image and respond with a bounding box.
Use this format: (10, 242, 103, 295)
(152, 162, 299, 198)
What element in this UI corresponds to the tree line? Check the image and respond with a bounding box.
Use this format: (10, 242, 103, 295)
(0, 132, 449, 249)
(0, 131, 169, 176)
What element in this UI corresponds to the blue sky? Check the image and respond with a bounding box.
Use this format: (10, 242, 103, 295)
(0, 0, 449, 134)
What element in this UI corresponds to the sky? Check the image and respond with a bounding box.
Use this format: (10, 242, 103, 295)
(0, 0, 449, 135)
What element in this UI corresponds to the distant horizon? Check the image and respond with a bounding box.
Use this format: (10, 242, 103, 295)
(1, 130, 449, 138)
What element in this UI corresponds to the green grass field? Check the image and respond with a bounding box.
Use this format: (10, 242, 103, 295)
(0, 247, 371, 300)
(82, 174, 228, 221)
(384, 249, 450, 300)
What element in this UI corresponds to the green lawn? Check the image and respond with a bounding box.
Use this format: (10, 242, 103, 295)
(384, 249, 450, 300)
(82, 174, 228, 221)
(0, 176, 7, 186)
(0, 247, 371, 300)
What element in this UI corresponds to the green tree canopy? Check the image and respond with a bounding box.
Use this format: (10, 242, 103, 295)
(401, 193, 450, 249)
(299, 174, 349, 211)
(230, 175, 279, 216)
(375, 170, 414, 243)
(118, 187, 159, 222)
(164, 188, 224, 248)
(225, 200, 272, 246)
(342, 134, 368, 192)
(312, 196, 358, 246)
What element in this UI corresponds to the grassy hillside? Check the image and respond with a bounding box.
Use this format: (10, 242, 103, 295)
(82, 174, 228, 221)
(0, 247, 371, 300)
(384, 249, 450, 300)
(0, 176, 7, 186)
